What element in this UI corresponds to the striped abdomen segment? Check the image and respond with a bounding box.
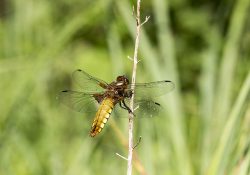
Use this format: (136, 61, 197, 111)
(90, 98, 115, 137)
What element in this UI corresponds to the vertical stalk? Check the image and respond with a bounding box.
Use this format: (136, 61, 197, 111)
(127, 0, 142, 175)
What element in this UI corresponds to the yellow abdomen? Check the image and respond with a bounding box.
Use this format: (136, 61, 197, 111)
(90, 98, 115, 137)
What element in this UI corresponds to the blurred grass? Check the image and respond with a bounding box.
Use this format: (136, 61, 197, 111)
(0, 0, 250, 175)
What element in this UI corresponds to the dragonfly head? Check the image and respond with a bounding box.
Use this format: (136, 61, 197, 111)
(116, 75, 129, 86)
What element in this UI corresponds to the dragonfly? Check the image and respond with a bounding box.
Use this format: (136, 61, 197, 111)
(59, 69, 174, 137)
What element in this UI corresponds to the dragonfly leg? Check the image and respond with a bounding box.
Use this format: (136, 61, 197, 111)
(119, 101, 127, 110)
(122, 100, 135, 116)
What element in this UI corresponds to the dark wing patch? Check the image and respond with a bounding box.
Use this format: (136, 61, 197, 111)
(72, 69, 108, 93)
(58, 90, 101, 113)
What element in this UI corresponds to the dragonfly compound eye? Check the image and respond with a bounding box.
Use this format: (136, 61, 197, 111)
(116, 76, 129, 85)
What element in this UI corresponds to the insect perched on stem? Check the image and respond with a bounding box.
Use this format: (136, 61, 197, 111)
(59, 69, 174, 137)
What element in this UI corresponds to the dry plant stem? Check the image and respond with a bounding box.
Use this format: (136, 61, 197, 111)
(127, 0, 142, 175)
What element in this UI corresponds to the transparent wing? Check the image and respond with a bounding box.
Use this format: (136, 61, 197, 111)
(58, 90, 100, 113)
(114, 99, 162, 118)
(72, 69, 108, 93)
(133, 100, 162, 118)
(128, 80, 175, 100)
(114, 80, 174, 118)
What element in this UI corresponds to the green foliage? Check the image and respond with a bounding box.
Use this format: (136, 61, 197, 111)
(0, 0, 249, 174)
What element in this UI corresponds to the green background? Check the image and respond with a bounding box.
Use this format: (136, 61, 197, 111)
(0, 0, 249, 174)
